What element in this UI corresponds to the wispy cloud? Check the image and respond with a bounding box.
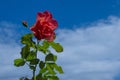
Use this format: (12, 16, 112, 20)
(0, 21, 29, 45)
(57, 16, 120, 80)
(0, 16, 120, 80)
(0, 21, 31, 80)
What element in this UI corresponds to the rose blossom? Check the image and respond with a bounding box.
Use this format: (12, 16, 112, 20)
(30, 11, 58, 41)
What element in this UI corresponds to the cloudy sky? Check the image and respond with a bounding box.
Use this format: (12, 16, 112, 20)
(0, 0, 120, 80)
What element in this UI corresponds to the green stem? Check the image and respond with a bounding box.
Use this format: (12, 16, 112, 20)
(33, 40, 39, 80)
(33, 70, 36, 80)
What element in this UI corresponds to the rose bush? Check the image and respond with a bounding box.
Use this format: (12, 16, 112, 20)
(14, 11, 63, 80)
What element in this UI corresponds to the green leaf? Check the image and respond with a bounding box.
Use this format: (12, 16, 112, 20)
(45, 54, 55, 63)
(48, 76, 59, 80)
(50, 42, 63, 53)
(24, 78, 29, 80)
(37, 40, 50, 54)
(37, 45, 46, 54)
(29, 65, 35, 70)
(26, 51, 36, 61)
(30, 59, 39, 65)
(54, 64, 64, 74)
(19, 77, 29, 80)
(46, 63, 56, 74)
(21, 33, 35, 48)
(42, 77, 47, 80)
(20, 45, 30, 59)
(14, 58, 25, 67)
(42, 40, 50, 49)
(40, 67, 47, 73)
(39, 61, 45, 69)
(53, 55, 57, 62)
(36, 73, 42, 80)
(19, 78, 22, 80)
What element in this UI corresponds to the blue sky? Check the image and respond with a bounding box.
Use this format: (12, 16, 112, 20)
(0, 0, 120, 28)
(0, 0, 120, 80)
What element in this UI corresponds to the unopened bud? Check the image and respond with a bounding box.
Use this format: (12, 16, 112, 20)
(22, 21, 28, 27)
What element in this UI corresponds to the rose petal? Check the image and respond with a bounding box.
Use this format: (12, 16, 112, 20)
(30, 11, 58, 41)
(48, 19, 58, 30)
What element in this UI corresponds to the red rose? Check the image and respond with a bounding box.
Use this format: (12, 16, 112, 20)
(30, 11, 58, 41)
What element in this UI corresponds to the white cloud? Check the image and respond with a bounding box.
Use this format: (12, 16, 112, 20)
(57, 16, 120, 80)
(0, 21, 29, 44)
(1, 16, 120, 80)
(0, 22, 32, 80)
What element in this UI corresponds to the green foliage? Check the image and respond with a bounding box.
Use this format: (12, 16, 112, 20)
(19, 77, 29, 80)
(29, 66, 36, 70)
(39, 61, 45, 69)
(14, 58, 25, 67)
(26, 51, 36, 61)
(21, 33, 35, 48)
(36, 73, 42, 80)
(40, 67, 47, 74)
(48, 76, 59, 80)
(14, 29, 64, 80)
(46, 63, 56, 75)
(37, 40, 50, 54)
(20, 45, 30, 59)
(30, 59, 39, 65)
(50, 42, 63, 53)
(54, 64, 64, 74)
(45, 54, 55, 63)
(43, 40, 50, 49)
